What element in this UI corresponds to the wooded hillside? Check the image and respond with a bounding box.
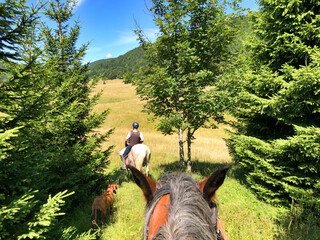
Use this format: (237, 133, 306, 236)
(87, 46, 146, 79)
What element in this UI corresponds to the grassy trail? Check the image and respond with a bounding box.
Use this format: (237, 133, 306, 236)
(91, 79, 282, 239)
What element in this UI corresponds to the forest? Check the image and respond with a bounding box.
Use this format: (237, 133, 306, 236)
(87, 47, 146, 80)
(0, 0, 319, 239)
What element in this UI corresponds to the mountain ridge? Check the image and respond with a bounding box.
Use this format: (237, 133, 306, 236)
(88, 46, 146, 79)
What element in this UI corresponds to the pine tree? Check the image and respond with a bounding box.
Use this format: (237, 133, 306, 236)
(0, 0, 33, 63)
(228, 0, 320, 211)
(0, 1, 76, 238)
(32, 0, 113, 203)
(1, 0, 113, 238)
(0, 0, 47, 199)
(1, 0, 112, 203)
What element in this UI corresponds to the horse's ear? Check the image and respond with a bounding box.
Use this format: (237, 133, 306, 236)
(128, 165, 156, 202)
(197, 166, 230, 202)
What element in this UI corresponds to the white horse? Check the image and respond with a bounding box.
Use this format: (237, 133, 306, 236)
(118, 144, 151, 176)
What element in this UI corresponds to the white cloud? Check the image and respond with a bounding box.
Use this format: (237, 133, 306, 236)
(106, 53, 113, 58)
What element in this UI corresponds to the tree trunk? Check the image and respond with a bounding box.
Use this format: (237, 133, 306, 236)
(178, 128, 184, 169)
(187, 129, 192, 172)
(56, 1, 63, 43)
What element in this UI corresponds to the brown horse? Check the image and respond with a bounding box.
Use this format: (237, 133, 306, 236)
(128, 165, 229, 240)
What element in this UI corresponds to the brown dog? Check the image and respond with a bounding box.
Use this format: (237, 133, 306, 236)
(91, 184, 118, 226)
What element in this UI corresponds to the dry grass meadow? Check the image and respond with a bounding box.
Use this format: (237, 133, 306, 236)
(93, 79, 231, 169)
(85, 79, 285, 240)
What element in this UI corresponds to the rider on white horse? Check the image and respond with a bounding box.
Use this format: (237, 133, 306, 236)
(121, 122, 144, 170)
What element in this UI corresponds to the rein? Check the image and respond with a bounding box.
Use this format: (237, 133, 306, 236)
(142, 184, 223, 240)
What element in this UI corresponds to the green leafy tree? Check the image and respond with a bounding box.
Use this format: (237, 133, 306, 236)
(131, 0, 242, 169)
(228, 0, 320, 211)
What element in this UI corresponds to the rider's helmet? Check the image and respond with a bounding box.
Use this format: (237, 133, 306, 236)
(132, 122, 139, 129)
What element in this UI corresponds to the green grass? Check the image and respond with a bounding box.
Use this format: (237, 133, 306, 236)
(65, 79, 319, 239)
(100, 181, 146, 240)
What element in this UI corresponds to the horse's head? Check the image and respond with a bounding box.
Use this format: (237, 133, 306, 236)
(128, 165, 230, 240)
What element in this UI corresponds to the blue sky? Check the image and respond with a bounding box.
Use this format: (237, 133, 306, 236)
(72, 0, 259, 63)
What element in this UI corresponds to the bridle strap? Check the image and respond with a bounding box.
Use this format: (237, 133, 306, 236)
(209, 201, 218, 226)
(209, 201, 224, 240)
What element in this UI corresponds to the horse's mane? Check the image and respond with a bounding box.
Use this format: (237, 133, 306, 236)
(144, 173, 217, 240)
